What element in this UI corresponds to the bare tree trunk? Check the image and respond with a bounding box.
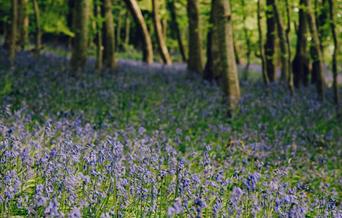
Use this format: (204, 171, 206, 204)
(70, 0, 90, 73)
(285, 0, 294, 94)
(241, 0, 251, 80)
(167, 0, 186, 62)
(152, 0, 172, 65)
(116, 12, 122, 51)
(95, 0, 103, 71)
(32, 0, 41, 55)
(307, 0, 325, 100)
(273, 1, 289, 83)
(257, 0, 269, 84)
(264, 0, 276, 82)
(328, 0, 339, 108)
(18, 0, 28, 50)
(102, 0, 116, 69)
(212, 0, 240, 115)
(292, 0, 310, 88)
(124, 13, 130, 46)
(124, 0, 154, 64)
(187, 0, 203, 73)
(9, 0, 18, 67)
(233, 36, 240, 65)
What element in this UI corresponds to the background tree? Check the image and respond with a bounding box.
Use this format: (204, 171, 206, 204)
(70, 0, 90, 73)
(257, 0, 269, 84)
(124, 0, 154, 64)
(187, 0, 203, 73)
(152, 0, 172, 65)
(32, 0, 41, 55)
(212, 0, 240, 115)
(18, 0, 28, 50)
(102, 0, 116, 69)
(264, 0, 276, 82)
(9, 0, 18, 67)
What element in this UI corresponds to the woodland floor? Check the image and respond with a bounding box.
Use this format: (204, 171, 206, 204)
(0, 50, 341, 217)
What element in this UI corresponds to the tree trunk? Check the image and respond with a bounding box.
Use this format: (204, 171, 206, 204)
(292, 0, 310, 88)
(257, 0, 269, 84)
(95, 0, 103, 71)
(307, 0, 325, 100)
(152, 0, 172, 65)
(212, 0, 240, 115)
(124, 13, 130, 46)
(167, 0, 187, 62)
(70, 0, 90, 73)
(241, 0, 251, 80)
(273, 2, 289, 83)
(187, 0, 203, 73)
(116, 12, 122, 51)
(124, 0, 154, 64)
(102, 0, 116, 69)
(328, 0, 339, 108)
(32, 0, 41, 55)
(264, 0, 276, 82)
(233, 36, 240, 65)
(285, 0, 294, 94)
(9, 0, 18, 67)
(18, 0, 29, 50)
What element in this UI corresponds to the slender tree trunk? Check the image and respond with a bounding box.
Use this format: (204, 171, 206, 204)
(116, 12, 122, 51)
(167, 0, 186, 62)
(257, 0, 269, 84)
(124, 0, 154, 64)
(70, 0, 90, 73)
(67, 0, 75, 50)
(328, 0, 339, 108)
(285, 0, 294, 94)
(152, 0, 172, 65)
(18, 0, 28, 50)
(124, 13, 130, 46)
(264, 0, 276, 82)
(204, 4, 214, 81)
(212, 0, 240, 115)
(187, 0, 203, 73)
(95, 0, 103, 71)
(32, 0, 41, 55)
(9, 0, 18, 67)
(241, 0, 251, 80)
(102, 0, 116, 69)
(233, 36, 240, 65)
(292, 0, 310, 88)
(307, 0, 325, 100)
(273, 1, 289, 83)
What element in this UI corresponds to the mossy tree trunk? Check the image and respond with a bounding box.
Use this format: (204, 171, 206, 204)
(257, 0, 269, 84)
(94, 0, 103, 71)
(18, 0, 28, 50)
(292, 0, 310, 88)
(285, 0, 294, 94)
(328, 0, 339, 108)
(124, 0, 154, 64)
(264, 0, 276, 82)
(102, 0, 116, 69)
(32, 0, 41, 55)
(9, 0, 18, 67)
(241, 0, 251, 80)
(167, 0, 186, 62)
(307, 0, 325, 100)
(70, 0, 90, 73)
(212, 0, 240, 115)
(187, 0, 203, 73)
(152, 0, 172, 65)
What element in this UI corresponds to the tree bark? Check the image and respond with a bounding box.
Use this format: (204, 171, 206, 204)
(9, 0, 18, 67)
(124, 0, 154, 64)
(18, 0, 28, 50)
(187, 0, 203, 73)
(264, 0, 276, 82)
(292, 0, 310, 88)
(32, 0, 42, 55)
(257, 0, 269, 84)
(95, 0, 103, 71)
(70, 0, 90, 73)
(152, 0, 172, 65)
(241, 0, 251, 80)
(307, 0, 325, 100)
(167, 0, 187, 62)
(212, 0, 240, 114)
(273, 1, 289, 83)
(328, 0, 339, 108)
(285, 0, 294, 94)
(102, 0, 116, 69)
(124, 12, 130, 46)
(116, 12, 122, 51)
